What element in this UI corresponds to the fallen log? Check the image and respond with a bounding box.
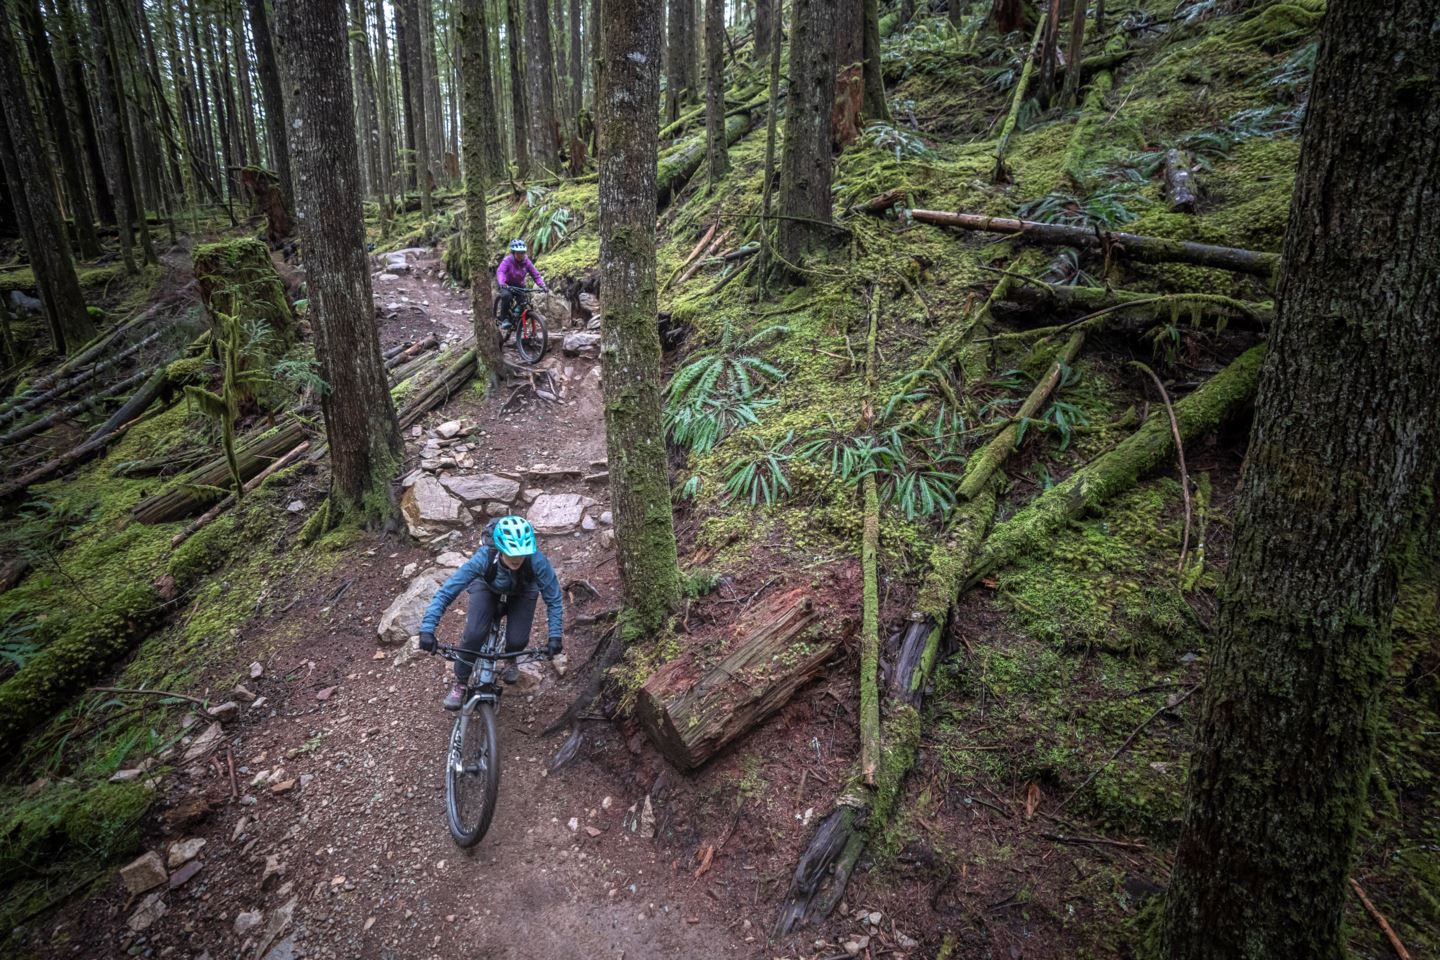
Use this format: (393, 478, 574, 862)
(663, 223, 719, 292)
(859, 477, 881, 785)
(171, 441, 311, 548)
(0, 367, 152, 446)
(656, 105, 765, 209)
(991, 277, 1273, 327)
(993, 16, 1048, 183)
(1165, 148, 1198, 213)
(384, 334, 439, 369)
(131, 420, 311, 524)
(0, 329, 165, 426)
(907, 210, 1281, 279)
(956, 330, 1086, 500)
(967, 344, 1265, 588)
(635, 591, 835, 770)
(396, 346, 478, 429)
(0, 365, 174, 503)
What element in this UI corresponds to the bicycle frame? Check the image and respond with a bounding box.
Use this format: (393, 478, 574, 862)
(435, 606, 552, 711)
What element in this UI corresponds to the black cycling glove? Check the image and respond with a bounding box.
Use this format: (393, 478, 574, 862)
(547, 636, 563, 656)
(419, 631, 437, 653)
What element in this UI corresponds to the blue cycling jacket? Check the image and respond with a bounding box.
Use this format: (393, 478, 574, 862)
(420, 545, 564, 638)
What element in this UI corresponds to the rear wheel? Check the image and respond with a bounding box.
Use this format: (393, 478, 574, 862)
(515, 309, 548, 364)
(445, 701, 500, 847)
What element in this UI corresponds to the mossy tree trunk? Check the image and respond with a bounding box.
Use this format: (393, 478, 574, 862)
(460, 0, 504, 386)
(0, 10, 94, 354)
(373, 0, 397, 217)
(1057, 0, 1087, 108)
(703, 0, 729, 185)
(348, 0, 382, 197)
(597, 0, 681, 635)
(276, 0, 403, 530)
(755, 0, 783, 292)
(1158, 1, 1440, 956)
(861, 0, 889, 122)
(754, 0, 771, 63)
(664, 0, 692, 123)
(776, 0, 837, 273)
(467, 0, 506, 179)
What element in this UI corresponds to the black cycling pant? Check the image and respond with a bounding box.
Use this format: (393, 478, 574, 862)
(497, 290, 517, 326)
(455, 583, 536, 682)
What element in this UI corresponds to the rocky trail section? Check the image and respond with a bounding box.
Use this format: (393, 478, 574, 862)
(20, 248, 755, 960)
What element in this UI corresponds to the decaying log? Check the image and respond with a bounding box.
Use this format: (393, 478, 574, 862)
(956, 330, 1086, 501)
(0, 329, 165, 426)
(859, 476, 881, 785)
(384, 334, 439, 369)
(131, 420, 311, 524)
(396, 346, 478, 429)
(966, 344, 1264, 588)
(656, 105, 764, 209)
(848, 188, 909, 216)
(636, 592, 835, 770)
(0, 365, 174, 502)
(992, 278, 1273, 327)
(1165, 149, 1198, 213)
(171, 441, 311, 547)
(905, 210, 1281, 279)
(0, 367, 152, 446)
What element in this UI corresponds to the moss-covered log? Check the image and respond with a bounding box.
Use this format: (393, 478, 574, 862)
(993, 16, 1047, 183)
(656, 106, 763, 209)
(956, 330, 1085, 501)
(0, 329, 164, 426)
(192, 238, 294, 348)
(969, 345, 1265, 587)
(907, 210, 1282, 279)
(992, 279, 1273, 328)
(131, 420, 311, 524)
(859, 477, 881, 784)
(0, 367, 152, 447)
(636, 594, 834, 769)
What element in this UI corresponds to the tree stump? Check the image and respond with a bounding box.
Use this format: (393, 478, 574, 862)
(636, 590, 843, 770)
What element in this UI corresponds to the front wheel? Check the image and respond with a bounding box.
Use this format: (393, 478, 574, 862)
(445, 701, 500, 847)
(515, 309, 548, 364)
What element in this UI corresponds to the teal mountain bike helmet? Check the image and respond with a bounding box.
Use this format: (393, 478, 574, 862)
(492, 515, 537, 557)
(509, 239, 527, 253)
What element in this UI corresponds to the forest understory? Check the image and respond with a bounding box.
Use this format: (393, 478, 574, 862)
(0, 0, 1435, 959)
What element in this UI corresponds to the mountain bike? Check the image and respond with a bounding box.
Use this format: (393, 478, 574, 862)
(431, 599, 552, 847)
(495, 284, 549, 364)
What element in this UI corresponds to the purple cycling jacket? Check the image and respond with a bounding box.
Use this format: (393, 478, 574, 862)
(496, 254, 546, 291)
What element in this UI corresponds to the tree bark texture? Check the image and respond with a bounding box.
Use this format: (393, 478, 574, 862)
(703, 0, 729, 184)
(243, 0, 293, 202)
(18, 0, 100, 258)
(597, 0, 681, 635)
(664, 0, 695, 122)
(506, 0, 531, 177)
(776, 0, 837, 272)
(349, 0, 382, 196)
(460, 0, 504, 383)
(0, 9, 93, 352)
(276, 0, 404, 529)
(860, 0, 889, 122)
(1159, 1, 1440, 956)
(636, 594, 837, 769)
(402, 0, 433, 214)
(753, 0, 771, 62)
(526, 0, 562, 172)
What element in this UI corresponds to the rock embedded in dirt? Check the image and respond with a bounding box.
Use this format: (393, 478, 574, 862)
(166, 837, 207, 868)
(484, 502, 509, 518)
(400, 476, 471, 540)
(182, 721, 224, 762)
(127, 892, 167, 932)
(109, 768, 143, 783)
(581, 516, 597, 532)
(434, 551, 469, 568)
(234, 910, 263, 935)
(436, 420, 463, 439)
(119, 851, 168, 894)
(168, 860, 203, 889)
(250, 661, 264, 679)
(232, 684, 257, 703)
(527, 493, 597, 535)
(562, 332, 602, 358)
(261, 854, 287, 889)
(270, 779, 296, 795)
(639, 796, 656, 839)
(286, 500, 306, 513)
(600, 529, 615, 549)
(440, 473, 520, 504)
(377, 565, 458, 645)
(315, 686, 337, 702)
(209, 701, 241, 723)
(600, 511, 613, 525)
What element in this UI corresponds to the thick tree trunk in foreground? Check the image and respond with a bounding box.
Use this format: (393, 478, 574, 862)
(776, 0, 837, 273)
(0, 12, 93, 353)
(276, 0, 403, 530)
(598, 0, 681, 635)
(461, 0, 504, 385)
(703, 0, 729, 184)
(637, 594, 835, 769)
(1159, 1, 1440, 957)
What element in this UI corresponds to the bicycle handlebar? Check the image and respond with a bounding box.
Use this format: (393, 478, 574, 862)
(432, 644, 553, 663)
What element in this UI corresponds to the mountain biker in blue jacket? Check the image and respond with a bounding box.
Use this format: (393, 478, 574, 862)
(418, 516, 564, 711)
(495, 239, 547, 332)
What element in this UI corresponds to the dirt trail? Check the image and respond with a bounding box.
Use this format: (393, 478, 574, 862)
(33, 251, 758, 960)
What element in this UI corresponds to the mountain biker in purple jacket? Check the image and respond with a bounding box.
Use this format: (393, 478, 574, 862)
(495, 239, 547, 331)
(418, 516, 564, 711)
